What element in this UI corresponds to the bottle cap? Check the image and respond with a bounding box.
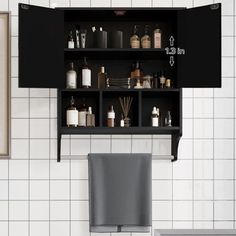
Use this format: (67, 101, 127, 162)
(88, 106, 92, 114)
(101, 66, 105, 73)
(92, 26, 96, 32)
(69, 62, 74, 68)
(152, 106, 157, 114)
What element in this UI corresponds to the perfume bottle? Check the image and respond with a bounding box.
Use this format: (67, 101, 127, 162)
(78, 101, 87, 127)
(165, 111, 172, 126)
(133, 61, 143, 89)
(153, 25, 161, 48)
(97, 66, 107, 89)
(151, 106, 159, 127)
(107, 105, 115, 127)
(159, 71, 166, 89)
(86, 106, 95, 127)
(141, 25, 151, 49)
(130, 25, 140, 49)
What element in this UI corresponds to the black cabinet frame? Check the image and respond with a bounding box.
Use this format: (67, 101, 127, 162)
(18, 4, 221, 162)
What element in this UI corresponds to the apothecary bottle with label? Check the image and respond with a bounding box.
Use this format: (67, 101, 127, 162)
(153, 25, 161, 48)
(107, 105, 115, 127)
(130, 25, 140, 49)
(82, 57, 91, 88)
(141, 25, 151, 49)
(66, 62, 77, 89)
(97, 66, 107, 89)
(78, 102, 87, 127)
(66, 96, 78, 127)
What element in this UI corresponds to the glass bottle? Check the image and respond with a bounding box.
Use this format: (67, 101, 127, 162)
(66, 96, 78, 127)
(97, 66, 107, 89)
(66, 62, 77, 89)
(153, 25, 161, 48)
(120, 114, 125, 127)
(133, 61, 143, 88)
(141, 25, 151, 49)
(130, 25, 140, 49)
(153, 72, 159, 89)
(165, 111, 172, 126)
(151, 106, 159, 127)
(82, 57, 91, 88)
(165, 78, 171, 88)
(159, 71, 166, 89)
(107, 105, 115, 127)
(68, 30, 74, 49)
(78, 101, 87, 127)
(86, 106, 95, 127)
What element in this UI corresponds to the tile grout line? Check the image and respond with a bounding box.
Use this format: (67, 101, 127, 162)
(192, 1, 194, 229)
(233, 0, 236, 229)
(89, 134, 92, 236)
(49, 3, 51, 236)
(28, 73, 31, 235)
(8, 0, 10, 229)
(212, 0, 215, 230)
(171, 0, 174, 230)
(49, 88, 52, 236)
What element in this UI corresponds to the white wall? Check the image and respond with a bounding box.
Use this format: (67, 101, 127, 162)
(0, 0, 235, 235)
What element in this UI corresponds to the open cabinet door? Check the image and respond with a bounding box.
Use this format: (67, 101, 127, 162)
(177, 4, 221, 88)
(19, 4, 64, 88)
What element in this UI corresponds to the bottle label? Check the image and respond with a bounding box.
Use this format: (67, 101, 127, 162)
(68, 41, 74, 49)
(152, 117, 159, 127)
(141, 36, 151, 48)
(67, 72, 77, 88)
(108, 112, 115, 119)
(82, 69, 91, 87)
(130, 39, 140, 48)
(120, 119, 124, 127)
(154, 33, 161, 48)
(67, 110, 78, 126)
(78, 111, 87, 126)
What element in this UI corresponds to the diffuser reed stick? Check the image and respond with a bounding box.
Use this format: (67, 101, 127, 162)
(119, 96, 133, 118)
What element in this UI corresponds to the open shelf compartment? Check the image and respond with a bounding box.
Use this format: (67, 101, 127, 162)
(60, 90, 100, 127)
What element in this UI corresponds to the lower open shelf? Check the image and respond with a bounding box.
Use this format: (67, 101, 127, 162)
(60, 126, 180, 134)
(57, 89, 182, 162)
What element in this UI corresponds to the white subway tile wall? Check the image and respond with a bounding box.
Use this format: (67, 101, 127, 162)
(0, 0, 235, 235)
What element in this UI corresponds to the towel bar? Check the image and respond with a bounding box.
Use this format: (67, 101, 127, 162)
(61, 155, 175, 161)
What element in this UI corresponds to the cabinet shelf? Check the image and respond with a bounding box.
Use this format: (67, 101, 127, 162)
(61, 88, 180, 92)
(60, 126, 180, 134)
(64, 48, 168, 60)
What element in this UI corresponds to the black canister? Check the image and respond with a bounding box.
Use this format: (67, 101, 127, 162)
(94, 31, 108, 48)
(110, 30, 123, 48)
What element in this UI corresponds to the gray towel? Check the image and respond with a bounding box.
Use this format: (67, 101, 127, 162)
(88, 153, 152, 232)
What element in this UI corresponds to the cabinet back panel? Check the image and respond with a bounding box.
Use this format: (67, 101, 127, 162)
(64, 59, 176, 89)
(102, 91, 139, 127)
(61, 91, 100, 127)
(141, 92, 180, 127)
(64, 20, 176, 49)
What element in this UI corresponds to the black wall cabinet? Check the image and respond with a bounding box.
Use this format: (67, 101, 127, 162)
(18, 3, 221, 162)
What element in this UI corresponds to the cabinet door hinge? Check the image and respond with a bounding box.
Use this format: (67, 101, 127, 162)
(21, 4, 29, 10)
(210, 4, 219, 10)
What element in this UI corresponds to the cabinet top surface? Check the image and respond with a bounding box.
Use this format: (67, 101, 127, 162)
(56, 7, 185, 11)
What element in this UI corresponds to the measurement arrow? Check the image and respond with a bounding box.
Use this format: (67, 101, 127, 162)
(169, 56, 174, 67)
(169, 36, 174, 47)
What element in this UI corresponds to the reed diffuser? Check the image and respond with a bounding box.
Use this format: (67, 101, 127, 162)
(119, 96, 133, 127)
